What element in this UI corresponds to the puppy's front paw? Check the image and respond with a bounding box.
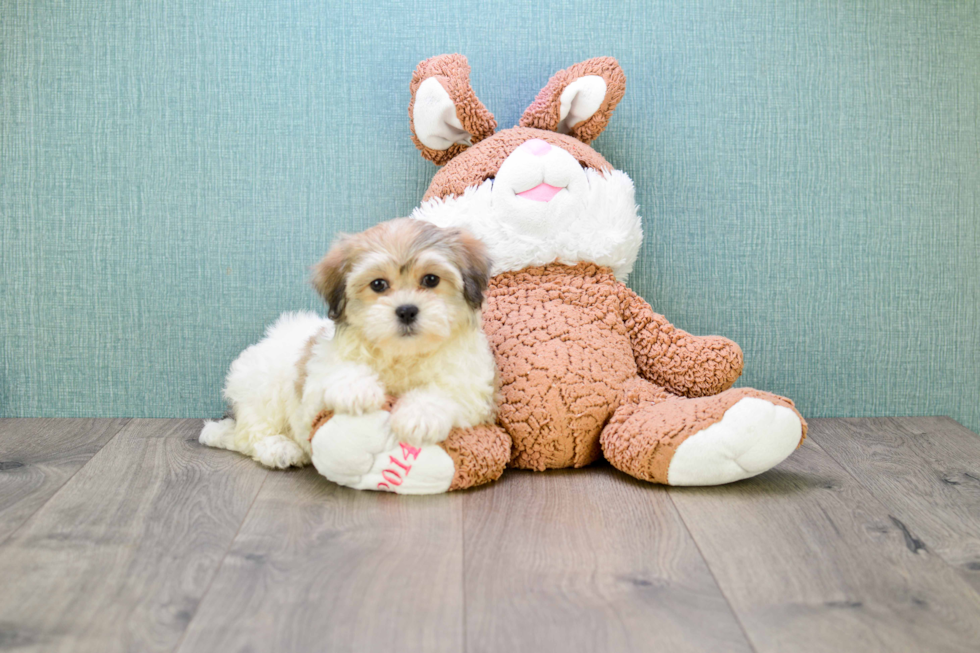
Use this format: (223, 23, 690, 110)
(253, 435, 309, 469)
(325, 376, 387, 415)
(389, 399, 453, 446)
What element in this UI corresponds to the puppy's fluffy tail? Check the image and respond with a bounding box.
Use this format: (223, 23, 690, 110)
(200, 418, 237, 450)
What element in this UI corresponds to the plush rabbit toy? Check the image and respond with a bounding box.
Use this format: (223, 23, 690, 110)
(310, 55, 806, 494)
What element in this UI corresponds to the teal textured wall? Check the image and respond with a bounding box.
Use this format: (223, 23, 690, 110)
(2, 0, 978, 431)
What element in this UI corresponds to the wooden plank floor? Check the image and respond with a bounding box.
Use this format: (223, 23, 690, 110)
(1, 417, 979, 653)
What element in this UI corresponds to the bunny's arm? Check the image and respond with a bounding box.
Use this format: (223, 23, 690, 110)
(618, 283, 743, 398)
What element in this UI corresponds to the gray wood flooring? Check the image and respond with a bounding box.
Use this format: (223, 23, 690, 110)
(1, 417, 979, 653)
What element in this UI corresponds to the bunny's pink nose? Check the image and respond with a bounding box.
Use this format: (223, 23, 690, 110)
(521, 138, 552, 156)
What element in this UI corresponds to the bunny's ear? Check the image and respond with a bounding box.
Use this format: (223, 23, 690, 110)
(409, 54, 497, 165)
(519, 57, 626, 144)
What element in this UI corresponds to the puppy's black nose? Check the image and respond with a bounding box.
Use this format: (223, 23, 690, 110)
(395, 304, 419, 325)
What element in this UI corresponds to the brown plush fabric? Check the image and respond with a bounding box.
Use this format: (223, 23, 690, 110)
(422, 127, 612, 201)
(484, 263, 649, 470)
(308, 409, 335, 442)
(439, 424, 512, 491)
(408, 54, 497, 165)
(484, 262, 728, 470)
(620, 286, 743, 397)
(601, 388, 807, 483)
(481, 262, 806, 475)
(519, 57, 626, 144)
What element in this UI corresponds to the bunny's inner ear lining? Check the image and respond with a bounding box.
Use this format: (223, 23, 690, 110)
(413, 77, 473, 151)
(557, 76, 608, 134)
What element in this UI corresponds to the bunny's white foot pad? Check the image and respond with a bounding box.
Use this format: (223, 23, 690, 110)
(310, 411, 455, 495)
(666, 397, 802, 486)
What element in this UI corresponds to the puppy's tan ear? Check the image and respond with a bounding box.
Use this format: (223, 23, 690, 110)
(409, 54, 497, 165)
(311, 237, 351, 322)
(448, 229, 492, 310)
(519, 57, 626, 145)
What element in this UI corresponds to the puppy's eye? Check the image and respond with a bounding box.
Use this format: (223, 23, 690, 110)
(369, 279, 389, 293)
(421, 274, 440, 289)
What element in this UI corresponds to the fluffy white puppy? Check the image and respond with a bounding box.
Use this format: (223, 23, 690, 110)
(200, 218, 497, 469)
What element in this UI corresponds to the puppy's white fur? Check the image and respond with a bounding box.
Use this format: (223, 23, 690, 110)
(200, 311, 332, 469)
(201, 219, 496, 470)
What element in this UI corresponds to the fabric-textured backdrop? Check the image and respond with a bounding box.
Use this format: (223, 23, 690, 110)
(2, 0, 978, 431)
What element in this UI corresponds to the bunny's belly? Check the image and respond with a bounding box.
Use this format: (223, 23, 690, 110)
(484, 264, 640, 470)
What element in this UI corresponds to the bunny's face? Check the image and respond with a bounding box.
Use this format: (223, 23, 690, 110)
(408, 56, 643, 281)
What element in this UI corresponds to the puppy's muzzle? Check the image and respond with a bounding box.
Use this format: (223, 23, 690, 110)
(395, 304, 419, 326)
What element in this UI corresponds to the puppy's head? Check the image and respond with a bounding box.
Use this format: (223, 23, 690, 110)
(312, 218, 491, 355)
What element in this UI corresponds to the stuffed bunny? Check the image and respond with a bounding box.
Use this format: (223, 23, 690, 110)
(310, 55, 806, 493)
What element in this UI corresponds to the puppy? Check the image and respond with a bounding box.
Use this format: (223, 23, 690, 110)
(200, 218, 497, 469)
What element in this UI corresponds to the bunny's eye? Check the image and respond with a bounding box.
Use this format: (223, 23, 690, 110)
(421, 274, 440, 289)
(370, 279, 389, 293)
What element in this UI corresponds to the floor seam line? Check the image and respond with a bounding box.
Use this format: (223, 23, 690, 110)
(808, 425, 980, 605)
(461, 497, 468, 653)
(169, 467, 270, 653)
(0, 417, 132, 548)
(666, 489, 761, 653)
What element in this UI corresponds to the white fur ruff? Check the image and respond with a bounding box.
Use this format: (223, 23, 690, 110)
(412, 168, 642, 280)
